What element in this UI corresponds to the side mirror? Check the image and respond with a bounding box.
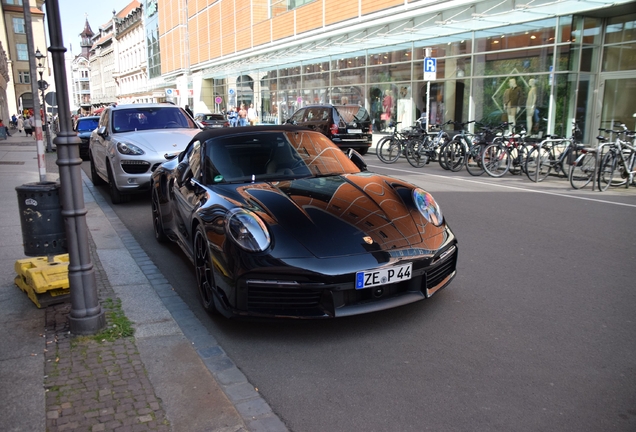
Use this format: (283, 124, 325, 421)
(97, 125, 107, 137)
(285, 118, 296, 125)
(346, 148, 367, 172)
(175, 161, 191, 188)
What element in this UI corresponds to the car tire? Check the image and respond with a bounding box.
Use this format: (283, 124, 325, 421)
(357, 147, 369, 156)
(106, 161, 130, 204)
(194, 225, 220, 315)
(151, 186, 168, 243)
(89, 151, 106, 186)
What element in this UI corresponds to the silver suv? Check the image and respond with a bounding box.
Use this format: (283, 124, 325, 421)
(89, 103, 201, 204)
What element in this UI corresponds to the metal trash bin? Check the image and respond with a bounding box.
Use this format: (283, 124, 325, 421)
(16, 182, 67, 257)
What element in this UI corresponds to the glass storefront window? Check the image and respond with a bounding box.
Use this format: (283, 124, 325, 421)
(279, 66, 302, 77)
(556, 45, 572, 71)
(571, 17, 602, 45)
(473, 47, 554, 76)
(603, 43, 636, 71)
(414, 58, 471, 81)
(279, 75, 301, 90)
(558, 16, 573, 43)
(368, 62, 411, 83)
(331, 68, 365, 86)
(332, 53, 366, 70)
(303, 71, 329, 88)
(605, 14, 636, 44)
(367, 46, 412, 65)
(330, 86, 363, 105)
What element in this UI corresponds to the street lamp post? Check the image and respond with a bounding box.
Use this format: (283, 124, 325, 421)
(34, 48, 53, 153)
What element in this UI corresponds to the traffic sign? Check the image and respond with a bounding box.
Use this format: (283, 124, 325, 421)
(424, 57, 436, 81)
(215, 96, 223, 104)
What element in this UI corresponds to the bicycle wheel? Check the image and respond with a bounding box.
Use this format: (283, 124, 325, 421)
(442, 140, 466, 172)
(525, 147, 551, 182)
(509, 144, 531, 175)
(437, 141, 451, 170)
(465, 144, 485, 176)
(377, 137, 401, 164)
(597, 151, 617, 191)
(406, 138, 429, 168)
(481, 144, 511, 177)
(568, 152, 596, 190)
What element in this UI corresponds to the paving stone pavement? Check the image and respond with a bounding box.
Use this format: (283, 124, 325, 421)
(43, 239, 170, 432)
(1, 138, 275, 432)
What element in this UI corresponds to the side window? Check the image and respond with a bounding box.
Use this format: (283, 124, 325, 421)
(189, 140, 202, 180)
(99, 109, 110, 131)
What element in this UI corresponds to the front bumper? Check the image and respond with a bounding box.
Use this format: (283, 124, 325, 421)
(223, 243, 458, 319)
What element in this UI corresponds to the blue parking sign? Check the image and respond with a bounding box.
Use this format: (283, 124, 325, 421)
(424, 57, 436, 80)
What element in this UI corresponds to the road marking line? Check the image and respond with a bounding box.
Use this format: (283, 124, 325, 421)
(368, 164, 636, 209)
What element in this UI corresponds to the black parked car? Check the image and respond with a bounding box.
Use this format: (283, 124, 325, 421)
(74, 116, 100, 160)
(286, 104, 373, 155)
(195, 113, 229, 129)
(150, 125, 458, 319)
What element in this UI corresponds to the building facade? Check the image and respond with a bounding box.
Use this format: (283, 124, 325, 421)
(89, 16, 117, 108)
(155, 0, 635, 142)
(1, 0, 50, 120)
(113, 1, 156, 104)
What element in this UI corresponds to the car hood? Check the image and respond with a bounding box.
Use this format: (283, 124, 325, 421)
(223, 173, 445, 259)
(114, 129, 200, 153)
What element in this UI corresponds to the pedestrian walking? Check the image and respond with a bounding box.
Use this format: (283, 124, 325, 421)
(17, 115, 23, 134)
(247, 103, 258, 126)
(238, 104, 248, 127)
(227, 107, 238, 127)
(23, 116, 33, 137)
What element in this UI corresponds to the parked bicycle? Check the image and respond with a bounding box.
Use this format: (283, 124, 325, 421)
(525, 120, 582, 182)
(597, 123, 636, 191)
(376, 121, 426, 164)
(568, 129, 612, 190)
(481, 124, 531, 177)
(406, 120, 452, 168)
(438, 120, 476, 172)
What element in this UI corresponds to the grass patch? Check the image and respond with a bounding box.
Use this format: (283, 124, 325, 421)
(98, 298, 135, 341)
(72, 298, 134, 345)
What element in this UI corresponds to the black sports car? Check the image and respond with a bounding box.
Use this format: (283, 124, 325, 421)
(151, 125, 457, 319)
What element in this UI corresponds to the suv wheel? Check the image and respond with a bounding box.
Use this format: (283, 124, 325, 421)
(107, 162, 130, 204)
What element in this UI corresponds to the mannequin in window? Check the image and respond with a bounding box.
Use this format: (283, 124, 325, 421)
(526, 78, 537, 134)
(503, 78, 522, 133)
(382, 89, 394, 128)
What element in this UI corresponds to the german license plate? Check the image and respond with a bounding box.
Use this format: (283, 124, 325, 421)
(348, 129, 362, 134)
(355, 263, 412, 289)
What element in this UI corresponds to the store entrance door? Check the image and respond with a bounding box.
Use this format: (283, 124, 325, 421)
(595, 74, 636, 133)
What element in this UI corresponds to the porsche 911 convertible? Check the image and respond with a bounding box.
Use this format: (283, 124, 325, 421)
(151, 125, 457, 319)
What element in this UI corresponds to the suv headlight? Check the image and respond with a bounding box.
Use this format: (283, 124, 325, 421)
(116, 141, 145, 155)
(412, 188, 443, 227)
(226, 209, 271, 252)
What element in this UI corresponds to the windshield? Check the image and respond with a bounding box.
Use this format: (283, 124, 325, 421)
(204, 130, 360, 184)
(334, 105, 370, 123)
(112, 107, 197, 133)
(76, 118, 99, 132)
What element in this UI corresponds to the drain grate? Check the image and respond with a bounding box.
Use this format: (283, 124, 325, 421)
(0, 161, 25, 165)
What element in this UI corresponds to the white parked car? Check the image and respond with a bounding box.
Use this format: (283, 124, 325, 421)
(89, 103, 201, 204)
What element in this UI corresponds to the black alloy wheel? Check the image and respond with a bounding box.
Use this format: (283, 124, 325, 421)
(194, 225, 219, 314)
(151, 187, 168, 243)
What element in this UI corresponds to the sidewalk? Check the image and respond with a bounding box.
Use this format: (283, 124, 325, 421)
(0, 132, 287, 431)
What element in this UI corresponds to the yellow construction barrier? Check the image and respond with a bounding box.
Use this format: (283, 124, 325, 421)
(14, 254, 70, 308)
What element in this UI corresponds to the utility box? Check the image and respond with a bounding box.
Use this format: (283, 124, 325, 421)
(16, 181, 67, 257)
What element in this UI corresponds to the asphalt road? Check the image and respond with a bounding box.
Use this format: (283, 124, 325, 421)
(82, 157, 636, 432)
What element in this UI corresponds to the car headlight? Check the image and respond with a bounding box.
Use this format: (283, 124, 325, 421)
(116, 141, 145, 155)
(412, 188, 443, 227)
(226, 209, 271, 252)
